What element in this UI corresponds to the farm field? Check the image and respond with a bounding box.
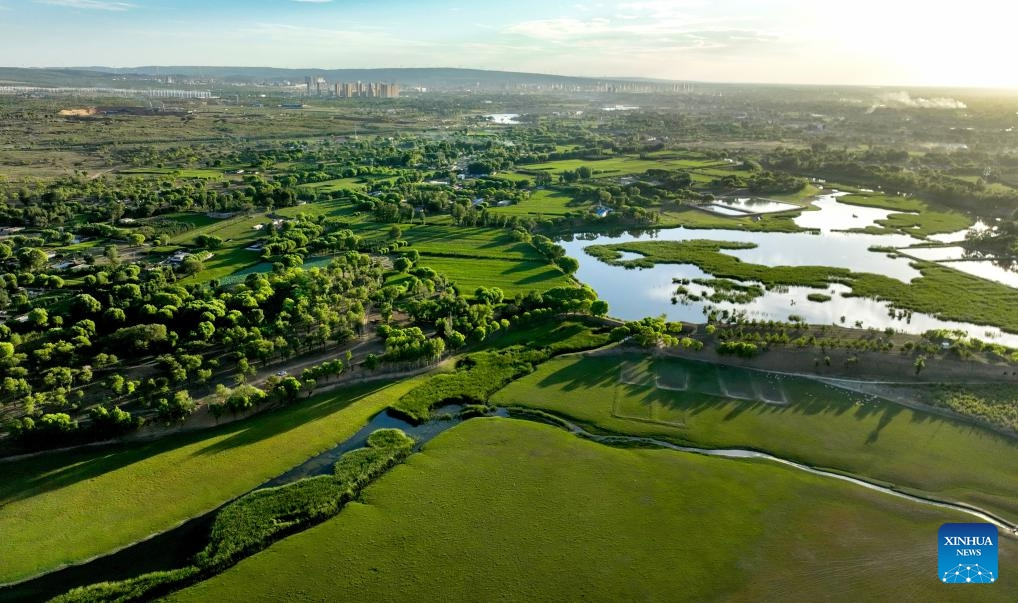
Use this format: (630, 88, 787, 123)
(491, 354, 1018, 520)
(0, 378, 428, 584)
(168, 418, 1017, 602)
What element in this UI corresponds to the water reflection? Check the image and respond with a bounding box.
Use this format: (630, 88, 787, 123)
(794, 192, 910, 232)
(559, 228, 1018, 346)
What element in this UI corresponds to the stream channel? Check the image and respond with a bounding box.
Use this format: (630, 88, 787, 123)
(2, 405, 1014, 602)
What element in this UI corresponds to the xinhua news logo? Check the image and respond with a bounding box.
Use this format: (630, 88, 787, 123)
(939, 523, 997, 584)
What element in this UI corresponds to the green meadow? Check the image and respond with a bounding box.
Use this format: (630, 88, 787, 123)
(518, 152, 744, 179)
(297, 176, 366, 193)
(490, 188, 578, 216)
(403, 226, 574, 295)
(491, 354, 1018, 520)
(168, 418, 1017, 602)
(414, 256, 571, 296)
(838, 193, 972, 236)
(0, 378, 429, 584)
(117, 167, 224, 179)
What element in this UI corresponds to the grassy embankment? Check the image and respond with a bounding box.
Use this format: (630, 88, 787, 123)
(586, 239, 1018, 334)
(168, 418, 1018, 602)
(51, 429, 415, 603)
(0, 378, 427, 585)
(492, 354, 1018, 520)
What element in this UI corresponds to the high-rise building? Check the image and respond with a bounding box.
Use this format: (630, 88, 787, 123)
(372, 83, 399, 98)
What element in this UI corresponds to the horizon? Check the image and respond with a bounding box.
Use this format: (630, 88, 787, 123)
(1, 0, 1017, 89)
(8, 63, 1018, 95)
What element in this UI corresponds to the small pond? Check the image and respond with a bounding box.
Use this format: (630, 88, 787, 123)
(713, 197, 800, 214)
(483, 113, 520, 124)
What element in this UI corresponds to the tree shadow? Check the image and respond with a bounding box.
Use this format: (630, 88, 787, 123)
(0, 382, 389, 506)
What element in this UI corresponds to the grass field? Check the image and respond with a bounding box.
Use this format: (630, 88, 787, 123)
(402, 226, 541, 260)
(297, 177, 366, 193)
(118, 168, 224, 179)
(168, 418, 1017, 602)
(0, 377, 430, 584)
(518, 152, 745, 180)
(489, 188, 578, 216)
(416, 256, 572, 296)
(402, 226, 575, 295)
(491, 354, 1018, 521)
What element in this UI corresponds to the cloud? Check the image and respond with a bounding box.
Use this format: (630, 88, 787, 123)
(504, 13, 776, 59)
(35, 0, 133, 9)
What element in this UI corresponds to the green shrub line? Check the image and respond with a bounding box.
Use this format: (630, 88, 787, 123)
(390, 318, 614, 424)
(50, 428, 415, 603)
(928, 385, 1018, 435)
(390, 347, 550, 423)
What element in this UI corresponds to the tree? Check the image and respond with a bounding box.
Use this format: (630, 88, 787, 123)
(18, 247, 48, 272)
(590, 300, 609, 316)
(180, 254, 205, 275)
(195, 234, 224, 249)
(393, 256, 413, 272)
(104, 244, 120, 265)
(27, 308, 48, 327)
(474, 286, 504, 305)
(274, 376, 302, 404)
(128, 233, 146, 247)
(157, 390, 196, 422)
(555, 256, 580, 274)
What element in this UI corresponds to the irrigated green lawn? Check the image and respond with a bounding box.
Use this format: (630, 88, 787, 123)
(490, 188, 579, 216)
(168, 419, 1017, 602)
(400, 225, 575, 295)
(417, 256, 572, 296)
(491, 354, 1018, 521)
(0, 378, 427, 584)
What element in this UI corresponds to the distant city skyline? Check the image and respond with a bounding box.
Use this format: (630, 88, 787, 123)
(1, 0, 1016, 88)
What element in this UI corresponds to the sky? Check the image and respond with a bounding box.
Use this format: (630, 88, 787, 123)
(1, 0, 1016, 88)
